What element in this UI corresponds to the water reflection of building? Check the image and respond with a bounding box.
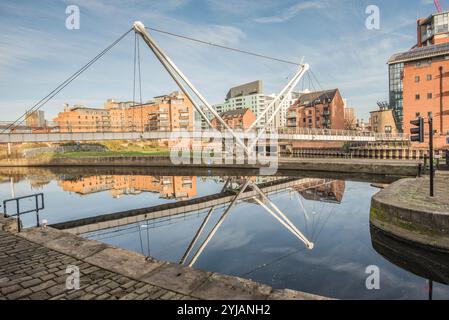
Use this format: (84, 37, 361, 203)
(58, 175, 197, 200)
(295, 180, 345, 203)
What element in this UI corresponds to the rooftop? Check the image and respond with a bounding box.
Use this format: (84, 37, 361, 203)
(388, 42, 449, 64)
(226, 80, 263, 100)
(296, 89, 339, 107)
(220, 108, 250, 118)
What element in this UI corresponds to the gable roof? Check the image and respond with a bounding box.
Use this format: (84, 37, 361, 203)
(296, 89, 339, 107)
(220, 108, 250, 118)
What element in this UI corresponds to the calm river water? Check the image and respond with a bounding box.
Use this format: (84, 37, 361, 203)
(1, 168, 448, 299)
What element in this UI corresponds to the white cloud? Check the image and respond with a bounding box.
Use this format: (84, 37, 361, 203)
(253, 1, 327, 24)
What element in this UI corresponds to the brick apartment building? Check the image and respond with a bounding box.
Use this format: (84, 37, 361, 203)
(54, 91, 194, 133)
(210, 108, 256, 131)
(286, 89, 345, 130)
(388, 10, 449, 149)
(54, 106, 110, 132)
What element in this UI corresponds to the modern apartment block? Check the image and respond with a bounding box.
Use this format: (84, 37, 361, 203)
(388, 10, 449, 148)
(221, 81, 267, 128)
(286, 89, 345, 130)
(54, 91, 194, 133)
(206, 80, 301, 131)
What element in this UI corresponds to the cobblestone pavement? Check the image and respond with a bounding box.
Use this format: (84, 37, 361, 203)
(0, 230, 189, 300)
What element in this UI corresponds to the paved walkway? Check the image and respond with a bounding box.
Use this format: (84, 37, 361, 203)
(0, 220, 326, 300)
(0, 229, 188, 300)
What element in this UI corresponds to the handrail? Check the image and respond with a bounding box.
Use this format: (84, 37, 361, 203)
(3, 193, 44, 232)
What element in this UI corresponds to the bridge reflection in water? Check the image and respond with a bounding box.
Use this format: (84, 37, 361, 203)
(2, 168, 448, 299)
(75, 177, 345, 265)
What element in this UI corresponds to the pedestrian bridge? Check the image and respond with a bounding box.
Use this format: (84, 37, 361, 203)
(0, 128, 409, 144)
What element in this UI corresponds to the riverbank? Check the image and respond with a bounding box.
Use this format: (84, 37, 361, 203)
(0, 156, 421, 176)
(370, 174, 449, 251)
(0, 217, 328, 300)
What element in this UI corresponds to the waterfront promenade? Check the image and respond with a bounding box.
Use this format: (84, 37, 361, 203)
(0, 217, 326, 300)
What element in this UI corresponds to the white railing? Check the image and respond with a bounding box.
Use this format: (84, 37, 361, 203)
(276, 127, 409, 140)
(0, 127, 410, 143)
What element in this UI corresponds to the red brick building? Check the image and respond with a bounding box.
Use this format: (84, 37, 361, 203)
(211, 108, 256, 130)
(286, 89, 345, 130)
(388, 11, 449, 149)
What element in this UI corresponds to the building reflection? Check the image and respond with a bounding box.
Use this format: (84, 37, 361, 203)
(57, 175, 197, 200)
(294, 179, 345, 203)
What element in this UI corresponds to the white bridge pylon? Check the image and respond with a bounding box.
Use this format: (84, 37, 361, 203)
(133, 21, 309, 156)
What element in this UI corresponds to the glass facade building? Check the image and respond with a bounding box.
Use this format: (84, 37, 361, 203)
(388, 62, 404, 132)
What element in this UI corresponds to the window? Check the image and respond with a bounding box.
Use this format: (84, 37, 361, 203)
(427, 93, 433, 99)
(415, 94, 420, 100)
(415, 75, 420, 83)
(385, 126, 392, 134)
(427, 74, 432, 81)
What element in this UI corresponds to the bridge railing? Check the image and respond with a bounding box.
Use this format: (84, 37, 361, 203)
(276, 128, 409, 140)
(0, 127, 410, 142)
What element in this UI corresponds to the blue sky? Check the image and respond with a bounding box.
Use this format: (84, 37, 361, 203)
(0, 0, 441, 122)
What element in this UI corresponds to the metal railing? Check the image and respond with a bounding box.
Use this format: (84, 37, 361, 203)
(276, 127, 409, 140)
(3, 193, 44, 232)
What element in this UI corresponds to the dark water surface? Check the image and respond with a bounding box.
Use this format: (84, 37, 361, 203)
(1, 168, 448, 299)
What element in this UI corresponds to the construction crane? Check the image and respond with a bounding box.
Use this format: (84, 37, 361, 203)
(435, 0, 443, 13)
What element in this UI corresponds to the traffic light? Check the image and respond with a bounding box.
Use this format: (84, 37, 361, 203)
(410, 117, 424, 143)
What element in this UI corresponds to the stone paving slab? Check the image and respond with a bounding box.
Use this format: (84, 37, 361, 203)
(84, 247, 164, 279)
(139, 263, 212, 296)
(0, 221, 329, 300)
(190, 273, 273, 300)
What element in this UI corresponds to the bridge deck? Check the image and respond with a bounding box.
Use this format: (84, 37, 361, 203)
(0, 130, 409, 143)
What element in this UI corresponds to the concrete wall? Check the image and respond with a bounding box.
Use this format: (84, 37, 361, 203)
(0, 156, 420, 176)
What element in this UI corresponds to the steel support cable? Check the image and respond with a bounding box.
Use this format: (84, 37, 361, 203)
(241, 245, 308, 277)
(137, 35, 144, 133)
(309, 69, 333, 105)
(312, 202, 338, 244)
(144, 26, 300, 66)
(133, 32, 137, 132)
(3, 28, 133, 133)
